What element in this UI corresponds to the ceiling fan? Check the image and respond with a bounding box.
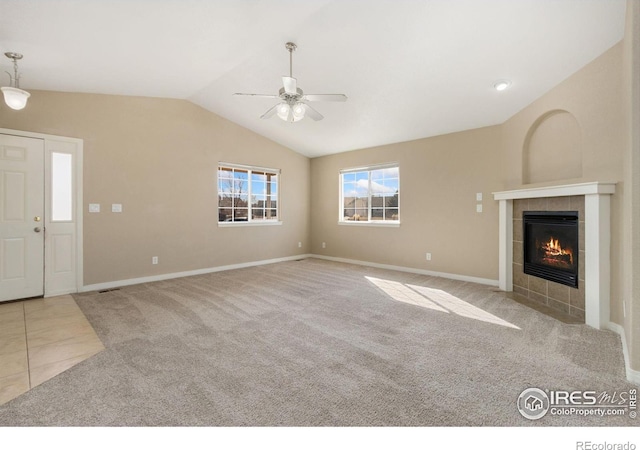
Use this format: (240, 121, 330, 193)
(234, 42, 347, 122)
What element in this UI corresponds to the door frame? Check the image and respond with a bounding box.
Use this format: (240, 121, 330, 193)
(0, 128, 83, 297)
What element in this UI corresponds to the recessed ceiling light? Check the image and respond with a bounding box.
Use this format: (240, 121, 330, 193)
(494, 80, 511, 91)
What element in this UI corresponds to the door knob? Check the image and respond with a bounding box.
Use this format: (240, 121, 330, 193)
(34, 227, 41, 233)
(34, 216, 41, 222)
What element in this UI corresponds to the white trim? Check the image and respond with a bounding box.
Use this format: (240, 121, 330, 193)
(311, 254, 499, 287)
(493, 181, 616, 201)
(606, 322, 640, 386)
(0, 128, 82, 143)
(218, 221, 282, 227)
(219, 162, 280, 174)
(337, 221, 400, 228)
(81, 254, 312, 293)
(498, 199, 513, 291)
(340, 161, 399, 174)
(585, 193, 611, 329)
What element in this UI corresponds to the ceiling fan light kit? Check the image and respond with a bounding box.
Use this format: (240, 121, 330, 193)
(2, 52, 30, 110)
(234, 42, 347, 123)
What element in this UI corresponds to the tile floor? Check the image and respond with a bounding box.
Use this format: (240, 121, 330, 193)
(0, 295, 104, 406)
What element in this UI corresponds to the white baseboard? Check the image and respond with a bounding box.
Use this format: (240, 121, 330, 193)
(606, 322, 640, 386)
(310, 254, 499, 287)
(81, 254, 312, 293)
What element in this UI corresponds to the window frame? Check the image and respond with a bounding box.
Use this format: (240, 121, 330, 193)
(338, 162, 400, 227)
(217, 162, 282, 227)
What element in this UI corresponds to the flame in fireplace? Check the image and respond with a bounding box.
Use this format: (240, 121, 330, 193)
(543, 237, 573, 264)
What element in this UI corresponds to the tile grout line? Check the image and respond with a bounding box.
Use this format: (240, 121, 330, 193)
(22, 302, 32, 389)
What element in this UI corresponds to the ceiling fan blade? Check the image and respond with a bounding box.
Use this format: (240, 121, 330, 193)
(282, 76, 297, 94)
(260, 104, 279, 119)
(303, 94, 347, 102)
(234, 93, 279, 99)
(303, 103, 324, 121)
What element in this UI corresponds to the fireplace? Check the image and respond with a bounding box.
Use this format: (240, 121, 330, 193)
(523, 211, 579, 288)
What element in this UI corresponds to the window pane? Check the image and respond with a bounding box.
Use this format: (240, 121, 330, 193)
(219, 180, 233, 196)
(371, 208, 384, 219)
(233, 195, 248, 207)
(251, 195, 265, 207)
(218, 168, 233, 179)
(234, 209, 248, 221)
(355, 172, 368, 182)
(385, 193, 399, 208)
(343, 182, 356, 197)
(343, 173, 356, 182)
(253, 181, 266, 195)
(219, 208, 232, 221)
(52, 152, 73, 221)
(266, 209, 277, 219)
(383, 179, 399, 192)
(252, 171, 267, 182)
(344, 208, 355, 220)
(385, 209, 399, 220)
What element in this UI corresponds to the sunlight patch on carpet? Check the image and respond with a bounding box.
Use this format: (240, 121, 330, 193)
(365, 276, 520, 330)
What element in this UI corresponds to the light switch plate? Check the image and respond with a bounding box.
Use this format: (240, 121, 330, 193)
(89, 203, 100, 213)
(476, 192, 483, 202)
(112, 204, 123, 213)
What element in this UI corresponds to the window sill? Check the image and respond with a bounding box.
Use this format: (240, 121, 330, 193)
(218, 221, 282, 227)
(338, 221, 400, 228)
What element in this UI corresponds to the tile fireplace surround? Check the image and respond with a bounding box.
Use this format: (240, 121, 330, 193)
(493, 182, 616, 330)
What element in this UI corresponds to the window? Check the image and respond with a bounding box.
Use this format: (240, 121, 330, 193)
(218, 163, 280, 224)
(51, 152, 73, 221)
(340, 164, 399, 224)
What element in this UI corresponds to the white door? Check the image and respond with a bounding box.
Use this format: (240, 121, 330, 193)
(0, 134, 45, 302)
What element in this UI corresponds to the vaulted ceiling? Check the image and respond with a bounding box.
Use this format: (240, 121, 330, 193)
(0, 0, 627, 157)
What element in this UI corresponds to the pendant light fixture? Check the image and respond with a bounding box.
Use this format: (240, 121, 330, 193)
(2, 52, 30, 110)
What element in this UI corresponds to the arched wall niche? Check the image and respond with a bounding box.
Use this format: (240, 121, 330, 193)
(522, 109, 583, 184)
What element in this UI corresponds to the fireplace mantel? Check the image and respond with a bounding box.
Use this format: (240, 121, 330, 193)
(493, 182, 617, 329)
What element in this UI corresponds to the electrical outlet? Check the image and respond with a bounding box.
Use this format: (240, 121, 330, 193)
(298, 242, 302, 248)
(476, 192, 483, 202)
(152, 256, 158, 265)
(112, 203, 123, 213)
(476, 204, 483, 213)
(89, 203, 100, 213)
(322, 242, 326, 249)
(426, 253, 432, 261)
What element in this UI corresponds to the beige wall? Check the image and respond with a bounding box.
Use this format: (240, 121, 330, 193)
(0, 91, 310, 285)
(310, 125, 503, 281)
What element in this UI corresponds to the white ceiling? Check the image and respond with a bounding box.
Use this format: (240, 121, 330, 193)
(0, 0, 627, 158)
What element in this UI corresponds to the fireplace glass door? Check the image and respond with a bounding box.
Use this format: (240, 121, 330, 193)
(523, 211, 579, 288)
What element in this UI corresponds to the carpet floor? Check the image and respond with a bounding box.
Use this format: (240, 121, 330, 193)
(0, 258, 636, 426)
